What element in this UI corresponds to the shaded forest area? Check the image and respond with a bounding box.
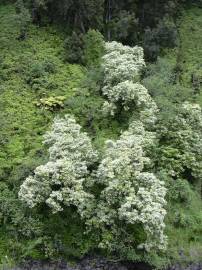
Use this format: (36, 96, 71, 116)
(26, 0, 194, 61)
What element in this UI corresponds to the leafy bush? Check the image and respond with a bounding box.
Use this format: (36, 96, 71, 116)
(28, 62, 46, 81)
(168, 179, 194, 204)
(143, 57, 192, 112)
(64, 32, 84, 64)
(156, 102, 202, 186)
(64, 30, 105, 67)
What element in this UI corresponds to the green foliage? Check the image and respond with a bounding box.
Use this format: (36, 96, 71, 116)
(64, 32, 84, 64)
(0, 3, 90, 263)
(83, 29, 105, 67)
(143, 56, 193, 114)
(108, 10, 138, 44)
(141, 6, 202, 266)
(177, 7, 202, 103)
(26, 0, 181, 58)
(168, 179, 194, 204)
(165, 177, 202, 265)
(64, 30, 105, 67)
(143, 18, 178, 61)
(155, 102, 202, 189)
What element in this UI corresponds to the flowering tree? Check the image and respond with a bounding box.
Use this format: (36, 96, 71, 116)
(101, 41, 158, 125)
(102, 41, 145, 84)
(89, 121, 167, 252)
(19, 115, 98, 215)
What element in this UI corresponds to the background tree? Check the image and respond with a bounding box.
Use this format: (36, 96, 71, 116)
(15, 0, 31, 40)
(26, 0, 187, 60)
(64, 32, 84, 64)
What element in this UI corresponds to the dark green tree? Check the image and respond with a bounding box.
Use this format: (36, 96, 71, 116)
(64, 32, 84, 64)
(83, 29, 105, 67)
(15, 0, 31, 40)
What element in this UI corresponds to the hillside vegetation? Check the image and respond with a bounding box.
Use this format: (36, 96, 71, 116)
(0, 1, 202, 269)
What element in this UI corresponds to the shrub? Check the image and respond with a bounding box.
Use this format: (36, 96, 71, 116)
(83, 29, 105, 67)
(156, 102, 202, 185)
(168, 179, 194, 204)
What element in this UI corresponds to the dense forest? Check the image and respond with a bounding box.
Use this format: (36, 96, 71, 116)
(0, 0, 202, 269)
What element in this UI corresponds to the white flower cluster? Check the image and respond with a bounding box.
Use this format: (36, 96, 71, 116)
(102, 41, 158, 124)
(181, 102, 202, 129)
(19, 115, 98, 215)
(91, 120, 167, 251)
(103, 42, 145, 84)
(43, 115, 97, 164)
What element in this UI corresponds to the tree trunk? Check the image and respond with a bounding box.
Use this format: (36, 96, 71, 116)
(106, 0, 112, 40)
